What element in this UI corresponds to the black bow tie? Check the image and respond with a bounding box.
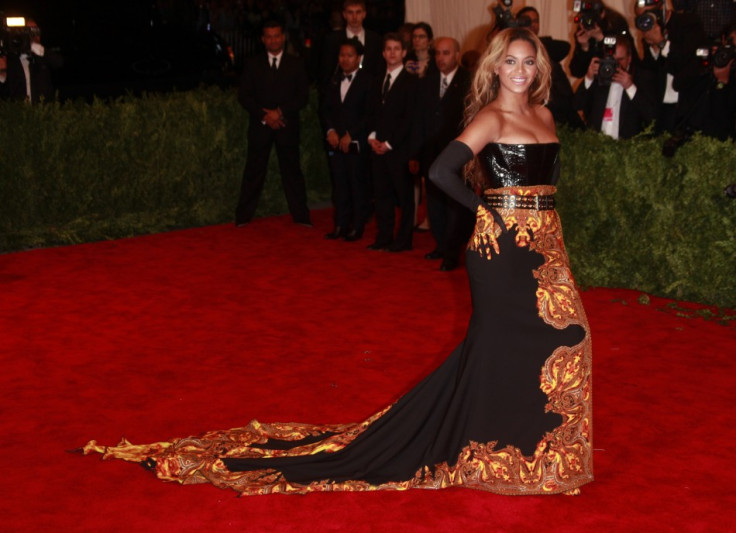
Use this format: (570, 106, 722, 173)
(342, 73, 353, 82)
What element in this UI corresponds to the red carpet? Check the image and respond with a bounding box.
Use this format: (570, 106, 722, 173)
(1, 209, 734, 532)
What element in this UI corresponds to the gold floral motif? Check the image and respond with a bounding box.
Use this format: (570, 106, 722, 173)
(469, 204, 502, 258)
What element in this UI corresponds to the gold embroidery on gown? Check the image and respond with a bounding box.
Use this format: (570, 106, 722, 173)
(81, 184, 593, 496)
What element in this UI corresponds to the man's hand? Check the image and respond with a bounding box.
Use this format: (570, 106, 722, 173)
(369, 138, 389, 155)
(338, 132, 352, 153)
(714, 60, 733, 85)
(576, 28, 592, 50)
(576, 23, 603, 51)
(262, 108, 285, 129)
(612, 66, 633, 89)
(326, 130, 339, 149)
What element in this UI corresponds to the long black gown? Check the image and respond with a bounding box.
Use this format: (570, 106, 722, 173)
(82, 142, 593, 496)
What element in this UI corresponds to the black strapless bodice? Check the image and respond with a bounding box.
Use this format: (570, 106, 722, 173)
(479, 143, 560, 188)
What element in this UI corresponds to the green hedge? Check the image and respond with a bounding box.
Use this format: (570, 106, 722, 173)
(1, 89, 734, 307)
(556, 127, 735, 308)
(0, 86, 330, 250)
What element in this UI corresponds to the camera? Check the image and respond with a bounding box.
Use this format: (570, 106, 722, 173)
(597, 36, 618, 85)
(573, 1, 603, 31)
(492, 0, 531, 31)
(0, 14, 36, 56)
(635, 0, 665, 32)
(696, 43, 736, 69)
(713, 44, 736, 68)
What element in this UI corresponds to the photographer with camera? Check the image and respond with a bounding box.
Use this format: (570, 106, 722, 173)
(634, 0, 707, 134)
(0, 16, 61, 103)
(569, 1, 631, 79)
(575, 33, 656, 139)
(679, 21, 736, 141)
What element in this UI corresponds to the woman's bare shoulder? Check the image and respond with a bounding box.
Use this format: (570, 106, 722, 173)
(456, 106, 503, 154)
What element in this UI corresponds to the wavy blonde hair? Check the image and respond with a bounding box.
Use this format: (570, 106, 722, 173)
(463, 28, 552, 187)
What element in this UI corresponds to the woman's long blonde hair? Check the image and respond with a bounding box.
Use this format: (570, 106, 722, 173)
(463, 28, 552, 187)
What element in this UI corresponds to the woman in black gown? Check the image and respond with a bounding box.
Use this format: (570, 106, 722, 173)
(82, 28, 593, 496)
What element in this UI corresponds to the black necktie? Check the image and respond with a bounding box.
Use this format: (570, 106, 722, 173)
(342, 73, 353, 82)
(382, 73, 391, 102)
(271, 57, 277, 70)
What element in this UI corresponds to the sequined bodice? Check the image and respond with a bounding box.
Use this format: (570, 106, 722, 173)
(479, 143, 560, 188)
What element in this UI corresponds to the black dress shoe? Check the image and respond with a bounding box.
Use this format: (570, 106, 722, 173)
(344, 229, 363, 242)
(388, 243, 412, 252)
(424, 249, 443, 260)
(367, 241, 390, 251)
(325, 227, 345, 239)
(439, 257, 459, 271)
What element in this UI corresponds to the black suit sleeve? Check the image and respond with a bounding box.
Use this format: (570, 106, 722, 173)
(410, 76, 429, 158)
(630, 69, 657, 124)
(386, 73, 417, 148)
(279, 57, 309, 116)
(573, 78, 594, 115)
(345, 74, 371, 141)
(238, 58, 264, 118)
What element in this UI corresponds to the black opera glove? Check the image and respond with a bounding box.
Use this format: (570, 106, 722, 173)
(428, 140, 507, 232)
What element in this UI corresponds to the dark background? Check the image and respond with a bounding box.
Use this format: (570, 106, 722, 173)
(0, 0, 405, 100)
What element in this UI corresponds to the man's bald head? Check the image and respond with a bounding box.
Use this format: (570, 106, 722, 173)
(434, 37, 461, 75)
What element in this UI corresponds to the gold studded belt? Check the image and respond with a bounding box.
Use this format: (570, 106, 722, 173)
(483, 194, 556, 210)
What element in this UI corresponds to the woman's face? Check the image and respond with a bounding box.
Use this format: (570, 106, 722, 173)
(495, 39, 538, 96)
(412, 28, 430, 53)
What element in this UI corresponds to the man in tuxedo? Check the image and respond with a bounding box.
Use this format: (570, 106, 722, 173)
(320, 38, 373, 241)
(634, 0, 707, 134)
(414, 37, 474, 271)
(319, 0, 383, 87)
(235, 20, 311, 227)
(575, 34, 657, 139)
(0, 19, 60, 103)
(683, 22, 736, 141)
(569, 1, 631, 80)
(367, 33, 417, 252)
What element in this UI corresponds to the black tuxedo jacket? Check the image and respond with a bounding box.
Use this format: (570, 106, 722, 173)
(320, 69, 374, 150)
(415, 66, 471, 166)
(1, 53, 55, 103)
(238, 52, 309, 140)
(370, 68, 417, 155)
(574, 66, 657, 139)
(320, 28, 384, 85)
(639, 12, 706, 100)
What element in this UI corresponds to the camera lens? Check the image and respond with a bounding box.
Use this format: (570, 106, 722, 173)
(635, 12, 655, 32)
(581, 15, 596, 30)
(597, 56, 617, 85)
(712, 45, 735, 69)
